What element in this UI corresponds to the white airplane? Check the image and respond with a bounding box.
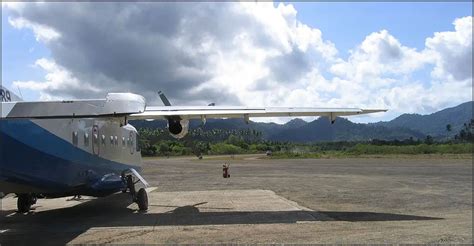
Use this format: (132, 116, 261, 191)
(0, 85, 386, 212)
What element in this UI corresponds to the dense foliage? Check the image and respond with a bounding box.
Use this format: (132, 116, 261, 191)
(453, 121, 474, 142)
(137, 120, 473, 157)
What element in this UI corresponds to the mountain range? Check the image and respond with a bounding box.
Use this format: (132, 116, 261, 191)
(132, 101, 473, 143)
(373, 101, 473, 137)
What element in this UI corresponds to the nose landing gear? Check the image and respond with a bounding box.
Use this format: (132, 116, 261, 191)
(17, 193, 37, 213)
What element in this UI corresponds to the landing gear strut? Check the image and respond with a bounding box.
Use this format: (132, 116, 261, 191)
(125, 174, 148, 211)
(17, 193, 36, 213)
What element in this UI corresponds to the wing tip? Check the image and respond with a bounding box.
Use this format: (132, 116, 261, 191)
(361, 109, 388, 113)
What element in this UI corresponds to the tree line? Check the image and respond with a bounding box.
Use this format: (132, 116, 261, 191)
(137, 120, 473, 157)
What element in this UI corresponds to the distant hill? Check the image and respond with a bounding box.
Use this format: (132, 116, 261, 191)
(374, 101, 473, 137)
(131, 101, 473, 142)
(269, 117, 424, 142)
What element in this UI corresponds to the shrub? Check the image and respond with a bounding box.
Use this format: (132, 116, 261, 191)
(210, 143, 244, 155)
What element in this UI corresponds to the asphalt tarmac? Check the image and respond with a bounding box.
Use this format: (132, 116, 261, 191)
(0, 155, 472, 244)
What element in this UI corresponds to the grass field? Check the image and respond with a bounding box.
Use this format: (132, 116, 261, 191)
(266, 143, 471, 158)
(269, 152, 472, 160)
(143, 143, 473, 160)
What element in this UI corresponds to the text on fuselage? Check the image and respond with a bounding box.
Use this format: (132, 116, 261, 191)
(0, 89, 11, 102)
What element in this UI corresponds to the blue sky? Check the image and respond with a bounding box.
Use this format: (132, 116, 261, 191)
(2, 8, 49, 99)
(1, 2, 472, 122)
(291, 2, 471, 93)
(292, 2, 472, 56)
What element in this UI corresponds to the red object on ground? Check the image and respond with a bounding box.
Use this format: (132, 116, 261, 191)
(223, 164, 230, 178)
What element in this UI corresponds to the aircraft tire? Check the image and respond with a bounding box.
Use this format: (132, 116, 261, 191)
(136, 188, 148, 211)
(17, 194, 33, 213)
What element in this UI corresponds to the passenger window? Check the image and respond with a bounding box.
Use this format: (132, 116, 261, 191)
(122, 137, 126, 147)
(101, 135, 106, 146)
(93, 134, 99, 145)
(84, 133, 89, 147)
(114, 136, 118, 146)
(72, 131, 78, 146)
(110, 136, 114, 145)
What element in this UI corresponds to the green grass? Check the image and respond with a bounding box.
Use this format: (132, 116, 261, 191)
(270, 152, 323, 159)
(269, 143, 473, 159)
(348, 143, 472, 155)
(143, 142, 473, 159)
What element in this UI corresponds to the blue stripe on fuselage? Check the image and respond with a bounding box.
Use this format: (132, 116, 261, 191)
(0, 120, 138, 195)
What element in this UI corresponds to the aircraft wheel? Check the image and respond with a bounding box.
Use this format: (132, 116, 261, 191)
(17, 194, 34, 213)
(136, 188, 148, 211)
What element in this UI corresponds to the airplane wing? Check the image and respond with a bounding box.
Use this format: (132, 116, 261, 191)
(1, 93, 146, 119)
(0, 90, 386, 122)
(129, 106, 387, 122)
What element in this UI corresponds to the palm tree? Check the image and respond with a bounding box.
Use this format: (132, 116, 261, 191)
(446, 124, 452, 141)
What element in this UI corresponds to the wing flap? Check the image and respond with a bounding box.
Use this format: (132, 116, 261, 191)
(129, 106, 387, 120)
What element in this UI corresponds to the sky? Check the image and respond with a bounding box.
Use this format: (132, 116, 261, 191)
(1, 2, 472, 123)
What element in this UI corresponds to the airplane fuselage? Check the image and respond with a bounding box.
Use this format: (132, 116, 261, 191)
(0, 117, 142, 197)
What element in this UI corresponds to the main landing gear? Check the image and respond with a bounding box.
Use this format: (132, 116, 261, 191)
(17, 193, 37, 213)
(126, 175, 148, 211)
(123, 168, 149, 211)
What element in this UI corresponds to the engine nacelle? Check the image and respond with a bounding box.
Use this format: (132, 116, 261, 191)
(168, 119, 189, 139)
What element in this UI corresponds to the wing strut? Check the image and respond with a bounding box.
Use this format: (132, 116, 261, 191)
(158, 91, 172, 106)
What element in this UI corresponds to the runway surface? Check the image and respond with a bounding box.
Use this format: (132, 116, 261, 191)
(1, 156, 472, 244)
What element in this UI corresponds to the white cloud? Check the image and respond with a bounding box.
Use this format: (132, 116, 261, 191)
(4, 3, 472, 123)
(13, 58, 100, 100)
(330, 30, 429, 85)
(426, 16, 472, 82)
(327, 18, 472, 120)
(8, 17, 60, 42)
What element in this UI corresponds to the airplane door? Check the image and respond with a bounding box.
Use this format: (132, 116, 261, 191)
(92, 125, 99, 155)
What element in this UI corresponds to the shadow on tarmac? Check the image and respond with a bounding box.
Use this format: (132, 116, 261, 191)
(0, 193, 443, 245)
